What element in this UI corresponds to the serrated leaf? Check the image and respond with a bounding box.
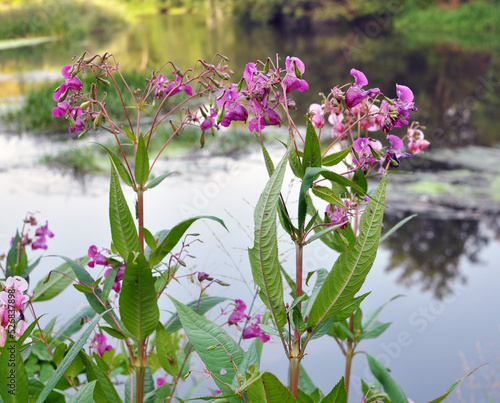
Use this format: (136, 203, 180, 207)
(302, 120, 322, 177)
(306, 174, 387, 335)
(288, 145, 303, 178)
(58, 257, 121, 331)
(165, 296, 227, 333)
(156, 322, 178, 377)
(379, 214, 417, 244)
(0, 336, 30, 403)
(109, 164, 141, 259)
(146, 172, 174, 189)
(150, 216, 226, 267)
(367, 354, 407, 403)
(31, 259, 80, 301)
(68, 380, 97, 403)
(169, 297, 244, 395)
(247, 372, 296, 403)
(135, 134, 150, 186)
(119, 253, 159, 343)
(248, 149, 288, 332)
(36, 310, 114, 403)
(321, 377, 347, 403)
(322, 147, 352, 167)
(426, 365, 484, 403)
(97, 143, 133, 187)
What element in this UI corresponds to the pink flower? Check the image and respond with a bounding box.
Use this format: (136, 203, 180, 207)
(228, 300, 250, 325)
(156, 377, 166, 387)
(154, 72, 192, 100)
(242, 314, 270, 343)
(353, 137, 383, 167)
(345, 69, 380, 108)
(87, 245, 108, 268)
(0, 326, 6, 348)
(5, 276, 28, 293)
(309, 104, 325, 129)
(91, 333, 112, 357)
(283, 56, 309, 93)
(325, 201, 350, 229)
(104, 264, 125, 293)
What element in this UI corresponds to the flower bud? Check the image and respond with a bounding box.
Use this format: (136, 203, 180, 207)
(93, 110, 103, 130)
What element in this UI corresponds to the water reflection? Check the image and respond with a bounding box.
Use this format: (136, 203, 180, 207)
(382, 213, 494, 299)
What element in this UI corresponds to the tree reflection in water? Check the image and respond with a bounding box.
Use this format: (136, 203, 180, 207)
(381, 213, 492, 299)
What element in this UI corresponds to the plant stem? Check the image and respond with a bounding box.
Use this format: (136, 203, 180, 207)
(344, 315, 355, 399)
(290, 241, 304, 398)
(135, 340, 147, 403)
(137, 189, 144, 254)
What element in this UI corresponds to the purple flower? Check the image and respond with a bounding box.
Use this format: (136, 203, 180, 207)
(200, 108, 219, 133)
(51, 101, 71, 118)
(53, 65, 83, 102)
(197, 272, 212, 282)
(228, 299, 250, 325)
(32, 236, 48, 250)
(325, 201, 350, 229)
(87, 245, 108, 268)
(35, 221, 54, 238)
(394, 84, 417, 123)
(92, 333, 112, 357)
(386, 134, 410, 167)
(248, 106, 281, 133)
(242, 314, 270, 343)
(154, 72, 193, 100)
(352, 137, 383, 167)
(217, 86, 249, 127)
(156, 377, 166, 387)
(104, 264, 125, 293)
(345, 69, 380, 108)
(283, 56, 309, 94)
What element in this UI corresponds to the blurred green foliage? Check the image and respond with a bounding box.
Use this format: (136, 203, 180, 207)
(0, 0, 125, 40)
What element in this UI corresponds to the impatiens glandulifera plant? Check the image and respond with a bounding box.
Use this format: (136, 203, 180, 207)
(0, 53, 472, 403)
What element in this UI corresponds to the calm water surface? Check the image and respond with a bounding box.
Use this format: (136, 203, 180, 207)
(1, 11, 500, 402)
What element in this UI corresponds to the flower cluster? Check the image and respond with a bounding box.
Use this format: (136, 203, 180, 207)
(0, 276, 31, 347)
(10, 216, 54, 251)
(87, 245, 125, 293)
(227, 300, 270, 343)
(325, 200, 350, 230)
(307, 68, 424, 174)
(90, 332, 113, 357)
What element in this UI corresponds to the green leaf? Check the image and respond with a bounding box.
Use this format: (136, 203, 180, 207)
(79, 351, 122, 403)
(288, 145, 303, 178)
(306, 174, 387, 335)
(234, 338, 262, 387)
(122, 125, 136, 142)
(298, 365, 317, 395)
(146, 172, 174, 189)
(165, 296, 228, 333)
(6, 231, 28, 278)
(169, 297, 244, 395)
(97, 143, 133, 187)
(68, 380, 97, 403)
(36, 310, 113, 403)
(150, 216, 226, 267)
(58, 256, 120, 330)
(0, 336, 30, 403)
(100, 326, 128, 341)
(31, 259, 82, 302)
(55, 306, 96, 342)
(322, 147, 352, 167)
(119, 253, 159, 343)
(248, 149, 288, 332)
(247, 372, 296, 403)
(379, 214, 417, 244)
(156, 322, 179, 377)
(321, 377, 347, 403)
(302, 120, 322, 177)
(352, 168, 368, 195)
(302, 269, 328, 319)
(142, 227, 157, 251)
(367, 354, 407, 403)
(135, 134, 150, 186)
(109, 164, 141, 259)
(311, 185, 346, 210)
(426, 365, 485, 403)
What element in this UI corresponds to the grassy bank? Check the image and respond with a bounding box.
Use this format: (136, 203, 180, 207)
(0, 0, 126, 40)
(394, 1, 500, 49)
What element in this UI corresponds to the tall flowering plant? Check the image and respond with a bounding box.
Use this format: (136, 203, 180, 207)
(0, 52, 470, 403)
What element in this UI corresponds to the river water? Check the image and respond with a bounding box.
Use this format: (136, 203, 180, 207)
(1, 11, 500, 402)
